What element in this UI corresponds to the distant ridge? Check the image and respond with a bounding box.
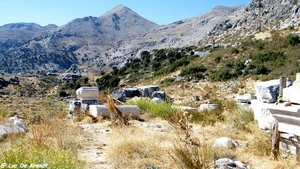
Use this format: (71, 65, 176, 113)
(0, 0, 300, 74)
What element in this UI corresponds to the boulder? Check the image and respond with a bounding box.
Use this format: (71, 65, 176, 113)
(138, 86, 159, 97)
(213, 137, 237, 149)
(124, 87, 141, 98)
(0, 116, 27, 138)
(0, 77, 8, 88)
(8, 76, 19, 85)
(112, 90, 127, 102)
(151, 97, 163, 103)
(151, 91, 165, 100)
(235, 93, 256, 103)
(215, 158, 248, 169)
(255, 80, 279, 103)
(250, 99, 277, 130)
(255, 79, 292, 103)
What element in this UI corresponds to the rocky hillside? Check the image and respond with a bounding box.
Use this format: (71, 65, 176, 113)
(0, 0, 300, 74)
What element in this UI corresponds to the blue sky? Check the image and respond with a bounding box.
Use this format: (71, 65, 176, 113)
(1, 0, 251, 26)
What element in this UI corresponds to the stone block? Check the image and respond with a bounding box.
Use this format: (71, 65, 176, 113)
(198, 104, 220, 111)
(283, 81, 300, 104)
(89, 105, 140, 118)
(250, 100, 277, 130)
(138, 86, 159, 97)
(255, 79, 280, 103)
(235, 93, 256, 103)
(76, 87, 99, 101)
(123, 87, 140, 97)
(151, 91, 165, 100)
(112, 90, 127, 102)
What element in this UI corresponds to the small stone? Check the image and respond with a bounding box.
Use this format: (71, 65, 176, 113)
(283, 102, 292, 107)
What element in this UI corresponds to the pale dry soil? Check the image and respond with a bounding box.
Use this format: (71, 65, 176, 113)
(77, 121, 113, 169)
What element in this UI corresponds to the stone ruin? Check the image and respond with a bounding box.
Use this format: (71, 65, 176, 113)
(68, 87, 102, 114)
(112, 85, 165, 103)
(249, 74, 300, 155)
(68, 86, 140, 119)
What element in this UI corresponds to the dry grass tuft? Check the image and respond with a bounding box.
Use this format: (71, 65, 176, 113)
(170, 139, 215, 169)
(244, 124, 272, 157)
(107, 96, 129, 126)
(107, 126, 174, 168)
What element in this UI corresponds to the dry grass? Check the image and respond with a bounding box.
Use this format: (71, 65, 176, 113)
(0, 94, 84, 168)
(107, 125, 175, 169)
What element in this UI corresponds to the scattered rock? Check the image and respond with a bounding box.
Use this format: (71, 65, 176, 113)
(235, 93, 255, 103)
(112, 90, 127, 102)
(0, 116, 27, 138)
(198, 103, 220, 111)
(213, 137, 238, 149)
(138, 86, 159, 97)
(151, 97, 163, 103)
(172, 106, 198, 113)
(151, 91, 165, 100)
(123, 87, 141, 98)
(283, 101, 292, 107)
(215, 158, 249, 169)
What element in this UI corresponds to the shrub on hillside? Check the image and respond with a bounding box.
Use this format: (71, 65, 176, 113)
(282, 34, 300, 47)
(180, 64, 207, 80)
(209, 68, 234, 81)
(96, 74, 120, 90)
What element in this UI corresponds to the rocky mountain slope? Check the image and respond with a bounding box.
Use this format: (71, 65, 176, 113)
(0, 0, 300, 74)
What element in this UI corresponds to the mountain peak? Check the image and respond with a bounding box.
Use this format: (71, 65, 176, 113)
(103, 4, 133, 16)
(113, 4, 131, 11)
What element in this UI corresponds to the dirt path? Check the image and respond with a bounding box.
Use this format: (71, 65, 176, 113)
(76, 118, 173, 169)
(77, 121, 113, 169)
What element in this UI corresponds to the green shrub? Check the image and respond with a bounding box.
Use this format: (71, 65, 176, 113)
(253, 39, 264, 50)
(209, 68, 234, 81)
(126, 99, 176, 119)
(96, 74, 120, 90)
(282, 34, 300, 47)
(231, 48, 239, 54)
(180, 64, 207, 79)
(58, 90, 69, 97)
